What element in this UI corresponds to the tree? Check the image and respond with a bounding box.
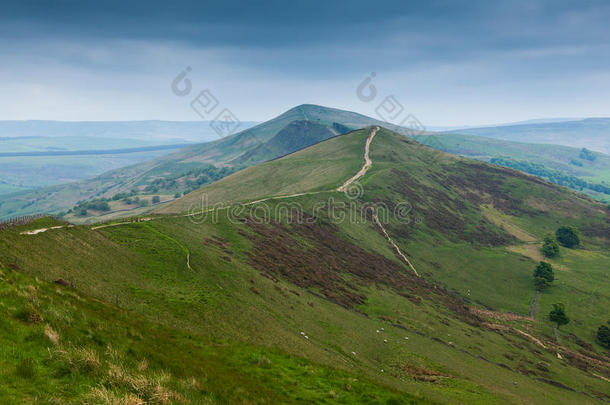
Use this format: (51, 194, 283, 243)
(555, 226, 580, 248)
(534, 277, 550, 291)
(541, 235, 560, 258)
(152, 195, 161, 204)
(549, 303, 569, 329)
(597, 322, 610, 349)
(533, 261, 554, 291)
(534, 261, 554, 282)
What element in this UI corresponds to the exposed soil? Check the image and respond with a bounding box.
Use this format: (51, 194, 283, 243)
(337, 126, 378, 193)
(470, 307, 535, 322)
(398, 363, 450, 383)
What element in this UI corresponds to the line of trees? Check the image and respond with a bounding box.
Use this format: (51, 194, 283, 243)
(490, 157, 610, 195)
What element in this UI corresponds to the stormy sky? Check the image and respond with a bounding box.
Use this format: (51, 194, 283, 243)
(1, 0, 609, 126)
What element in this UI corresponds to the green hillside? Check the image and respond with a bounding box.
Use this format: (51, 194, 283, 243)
(156, 128, 367, 213)
(415, 133, 610, 202)
(2, 127, 608, 404)
(234, 120, 349, 165)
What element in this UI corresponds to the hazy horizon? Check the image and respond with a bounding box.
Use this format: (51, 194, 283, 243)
(0, 109, 605, 130)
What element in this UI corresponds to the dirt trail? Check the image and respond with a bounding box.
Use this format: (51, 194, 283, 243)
(529, 290, 541, 317)
(338, 126, 419, 276)
(373, 213, 419, 276)
(514, 328, 547, 349)
(20, 225, 72, 235)
(337, 126, 378, 193)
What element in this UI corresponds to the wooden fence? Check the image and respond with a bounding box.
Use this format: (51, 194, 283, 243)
(0, 214, 54, 231)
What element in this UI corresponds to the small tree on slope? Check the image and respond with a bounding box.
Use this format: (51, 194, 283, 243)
(541, 235, 560, 258)
(555, 226, 580, 248)
(533, 261, 554, 291)
(549, 303, 570, 329)
(597, 322, 610, 349)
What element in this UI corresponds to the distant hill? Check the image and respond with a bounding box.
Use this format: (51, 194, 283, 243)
(0, 105, 385, 221)
(448, 118, 610, 153)
(3, 106, 610, 221)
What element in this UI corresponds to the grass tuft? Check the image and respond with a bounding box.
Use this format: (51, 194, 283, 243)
(15, 358, 37, 379)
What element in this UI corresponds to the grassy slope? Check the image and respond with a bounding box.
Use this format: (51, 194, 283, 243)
(366, 129, 609, 340)
(4, 215, 606, 405)
(155, 128, 367, 213)
(2, 129, 609, 403)
(1, 265, 422, 405)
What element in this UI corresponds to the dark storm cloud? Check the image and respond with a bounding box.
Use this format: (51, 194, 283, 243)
(1, 0, 609, 122)
(4, 1, 609, 54)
